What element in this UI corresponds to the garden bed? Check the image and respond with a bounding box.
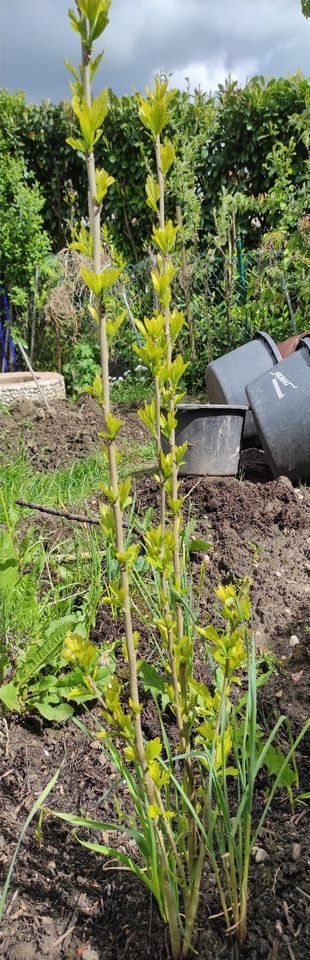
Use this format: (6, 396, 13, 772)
(0, 398, 309, 960)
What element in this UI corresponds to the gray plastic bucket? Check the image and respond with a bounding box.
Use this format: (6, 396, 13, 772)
(164, 404, 247, 476)
(205, 332, 282, 442)
(245, 337, 310, 482)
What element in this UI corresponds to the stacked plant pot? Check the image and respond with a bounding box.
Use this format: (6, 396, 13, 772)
(204, 330, 310, 482)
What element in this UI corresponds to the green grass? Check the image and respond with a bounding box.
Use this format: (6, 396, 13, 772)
(0, 437, 156, 522)
(110, 378, 153, 407)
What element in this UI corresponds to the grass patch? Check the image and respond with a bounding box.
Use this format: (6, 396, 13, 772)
(0, 437, 156, 522)
(110, 377, 153, 407)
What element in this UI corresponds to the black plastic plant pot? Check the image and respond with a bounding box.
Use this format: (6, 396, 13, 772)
(163, 404, 247, 476)
(245, 337, 310, 482)
(205, 332, 282, 443)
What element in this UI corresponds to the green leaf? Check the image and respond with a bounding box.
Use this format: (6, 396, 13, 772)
(139, 99, 170, 138)
(138, 661, 166, 696)
(90, 89, 110, 132)
(35, 702, 73, 722)
(16, 615, 78, 686)
(0, 682, 21, 712)
(189, 539, 213, 554)
(160, 141, 175, 175)
(145, 738, 162, 764)
(80, 266, 103, 297)
(296, 791, 310, 803)
(90, 51, 104, 81)
(94, 167, 115, 204)
(66, 135, 87, 154)
(99, 265, 122, 292)
(145, 175, 160, 212)
(153, 220, 179, 254)
(64, 58, 79, 81)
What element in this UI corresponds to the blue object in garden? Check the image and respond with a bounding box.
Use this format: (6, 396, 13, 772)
(0, 289, 17, 372)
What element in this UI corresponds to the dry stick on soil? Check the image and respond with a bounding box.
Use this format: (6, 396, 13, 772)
(15, 499, 100, 525)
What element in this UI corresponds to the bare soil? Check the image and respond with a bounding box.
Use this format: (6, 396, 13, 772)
(0, 395, 147, 471)
(0, 398, 309, 960)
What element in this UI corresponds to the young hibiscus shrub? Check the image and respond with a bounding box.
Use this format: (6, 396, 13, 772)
(41, 4, 309, 958)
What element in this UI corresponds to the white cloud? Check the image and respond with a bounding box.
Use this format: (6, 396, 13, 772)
(168, 57, 260, 94)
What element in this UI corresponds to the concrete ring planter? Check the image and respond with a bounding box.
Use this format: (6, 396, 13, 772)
(205, 331, 282, 443)
(245, 337, 310, 482)
(0, 371, 66, 406)
(162, 404, 247, 476)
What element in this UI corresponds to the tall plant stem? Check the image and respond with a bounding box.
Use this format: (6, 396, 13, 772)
(80, 25, 145, 772)
(79, 32, 182, 947)
(155, 376, 165, 530)
(155, 135, 165, 229)
(155, 128, 194, 864)
(183, 839, 206, 957)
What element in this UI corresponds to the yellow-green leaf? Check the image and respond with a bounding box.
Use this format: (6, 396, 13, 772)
(145, 737, 162, 764)
(148, 803, 161, 818)
(153, 220, 179, 255)
(160, 141, 175, 175)
(94, 167, 115, 204)
(80, 266, 103, 297)
(145, 175, 160, 212)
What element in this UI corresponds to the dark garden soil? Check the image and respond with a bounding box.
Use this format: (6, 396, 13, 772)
(0, 394, 148, 471)
(0, 398, 309, 960)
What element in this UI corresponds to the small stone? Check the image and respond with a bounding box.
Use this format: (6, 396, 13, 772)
(295, 490, 303, 500)
(46, 859, 56, 871)
(291, 670, 304, 683)
(278, 475, 292, 489)
(292, 843, 301, 861)
(289, 635, 300, 648)
(81, 950, 100, 960)
(275, 570, 282, 578)
(275, 920, 283, 935)
(275, 689, 283, 699)
(254, 847, 269, 864)
(285, 607, 291, 616)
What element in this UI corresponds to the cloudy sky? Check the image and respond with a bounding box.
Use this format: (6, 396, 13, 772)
(1, 0, 309, 103)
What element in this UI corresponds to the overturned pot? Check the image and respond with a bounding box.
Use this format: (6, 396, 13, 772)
(162, 404, 247, 476)
(205, 331, 282, 443)
(245, 337, 310, 482)
(277, 330, 310, 359)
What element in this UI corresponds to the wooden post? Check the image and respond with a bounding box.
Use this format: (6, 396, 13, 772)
(30, 265, 39, 363)
(17, 342, 52, 414)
